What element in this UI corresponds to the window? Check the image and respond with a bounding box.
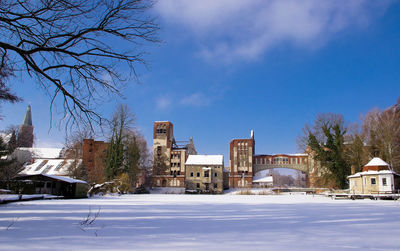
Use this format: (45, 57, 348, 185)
(190, 172, 193, 177)
(382, 178, 387, 186)
(177, 171, 180, 175)
(34, 161, 47, 171)
(214, 183, 218, 189)
(214, 173, 218, 177)
(54, 162, 64, 171)
(42, 165, 53, 174)
(204, 171, 209, 177)
(196, 183, 200, 189)
(371, 178, 376, 185)
(197, 172, 200, 177)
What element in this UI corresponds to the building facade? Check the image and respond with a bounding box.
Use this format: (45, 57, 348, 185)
(184, 155, 224, 194)
(228, 130, 325, 188)
(82, 139, 109, 184)
(229, 130, 255, 188)
(348, 157, 400, 194)
(152, 121, 196, 187)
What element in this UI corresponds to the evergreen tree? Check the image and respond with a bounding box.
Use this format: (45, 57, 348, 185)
(104, 105, 150, 191)
(308, 124, 350, 189)
(122, 132, 141, 188)
(0, 135, 20, 190)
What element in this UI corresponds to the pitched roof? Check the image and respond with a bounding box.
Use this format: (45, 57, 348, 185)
(185, 155, 223, 165)
(17, 147, 62, 159)
(348, 170, 399, 178)
(365, 157, 390, 167)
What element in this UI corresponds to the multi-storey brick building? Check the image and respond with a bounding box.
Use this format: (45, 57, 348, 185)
(229, 130, 255, 188)
(229, 130, 321, 188)
(153, 121, 196, 187)
(82, 139, 109, 184)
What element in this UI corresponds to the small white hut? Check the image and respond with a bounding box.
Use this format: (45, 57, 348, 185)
(348, 157, 400, 194)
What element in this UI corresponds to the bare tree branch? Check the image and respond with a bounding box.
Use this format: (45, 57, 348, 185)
(0, 0, 159, 130)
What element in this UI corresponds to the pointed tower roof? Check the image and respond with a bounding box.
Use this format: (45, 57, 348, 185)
(362, 157, 391, 172)
(22, 105, 33, 126)
(365, 157, 389, 167)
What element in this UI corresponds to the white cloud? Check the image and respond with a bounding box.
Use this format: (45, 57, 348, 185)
(180, 92, 211, 107)
(156, 96, 171, 110)
(156, 0, 393, 63)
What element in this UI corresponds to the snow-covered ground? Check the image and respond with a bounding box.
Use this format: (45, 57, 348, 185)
(1, 194, 400, 250)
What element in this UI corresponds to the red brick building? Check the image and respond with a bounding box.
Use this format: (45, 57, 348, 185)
(229, 130, 255, 188)
(152, 121, 196, 187)
(82, 139, 109, 184)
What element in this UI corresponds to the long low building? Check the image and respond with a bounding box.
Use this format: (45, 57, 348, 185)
(14, 174, 88, 198)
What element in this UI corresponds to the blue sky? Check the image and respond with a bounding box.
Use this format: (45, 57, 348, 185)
(1, 0, 400, 167)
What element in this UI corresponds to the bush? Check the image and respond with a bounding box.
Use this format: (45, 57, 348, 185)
(133, 185, 149, 194)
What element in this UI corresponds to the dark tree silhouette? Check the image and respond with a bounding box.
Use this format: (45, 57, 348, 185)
(0, 0, 158, 128)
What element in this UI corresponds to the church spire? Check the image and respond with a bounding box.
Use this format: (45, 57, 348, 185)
(22, 104, 33, 126)
(17, 105, 34, 147)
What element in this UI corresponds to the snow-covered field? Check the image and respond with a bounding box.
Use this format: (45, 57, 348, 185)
(1, 194, 400, 250)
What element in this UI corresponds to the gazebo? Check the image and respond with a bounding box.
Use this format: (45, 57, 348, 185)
(348, 157, 400, 194)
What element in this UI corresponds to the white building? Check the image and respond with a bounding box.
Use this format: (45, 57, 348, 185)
(348, 157, 400, 194)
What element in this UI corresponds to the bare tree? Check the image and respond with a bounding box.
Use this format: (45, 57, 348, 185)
(361, 101, 400, 172)
(0, 130, 22, 189)
(297, 113, 344, 151)
(64, 128, 93, 180)
(0, 0, 158, 128)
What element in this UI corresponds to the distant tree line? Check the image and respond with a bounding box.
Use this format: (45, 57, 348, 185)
(298, 97, 400, 189)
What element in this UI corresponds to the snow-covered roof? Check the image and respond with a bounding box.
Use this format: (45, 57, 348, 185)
(18, 174, 87, 184)
(17, 147, 62, 159)
(254, 170, 271, 178)
(348, 170, 399, 178)
(365, 157, 390, 167)
(20, 159, 81, 176)
(42, 174, 87, 184)
(253, 176, 273, 183)
(185, 155, 223, 166)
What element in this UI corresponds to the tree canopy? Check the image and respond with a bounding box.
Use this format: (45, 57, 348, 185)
(308, 123, 350, 189)
(0, 0, 158, 128)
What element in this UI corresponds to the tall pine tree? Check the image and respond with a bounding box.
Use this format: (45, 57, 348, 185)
(308, 124, 350, 189)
